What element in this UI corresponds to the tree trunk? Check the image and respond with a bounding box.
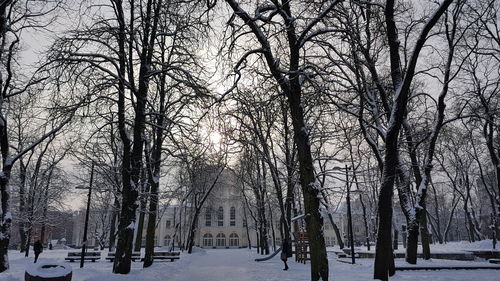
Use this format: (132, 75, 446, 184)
(268, 201, 276, 252)
(112, 2, 136, 272)
(287, 64, 328, 281)
(18, 159, 27, 253)
(328, 214, 344, 249)
(393, 228, 399, 250)
(186, 208, 200, 254)
(243, 206, 251, 249)
(374, 169, 396, 279)
(406, 219, 419, 264)
(134, 169, 148, 253)
(419, 210, 431, 260)
(143, 179, 158, 267)
(108, 197, 119, 251)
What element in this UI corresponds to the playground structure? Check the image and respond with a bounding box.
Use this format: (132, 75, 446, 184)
(295, 232, 310, 264)
(255, 214, 311, 264)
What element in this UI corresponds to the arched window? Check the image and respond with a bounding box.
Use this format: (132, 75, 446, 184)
(217, 207, 224, 227)
(230, 207, 236, 226)
(229, 233, 239, 247)
(164, 235, 171, 247)
(216, 233, 226, 247)
(203, 233, 213, 247)
(205, 208, 212, 227)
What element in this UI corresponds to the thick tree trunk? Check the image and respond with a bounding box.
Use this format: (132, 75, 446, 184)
(288, 90, 328, 280)
(0, 3, 11, 271)
(419, 210, 431, 260)
(257, 202, 269, 255)
(114, 0, 161, 272)
(0, 167, 13, 272)
(393, 228, 399, 250)
(374, 167, 396, 279)
(143, 181, 158, 267)
(112, 2, 136, 273)
(134, 171, 149, 253)
(406, 219, 419, 264)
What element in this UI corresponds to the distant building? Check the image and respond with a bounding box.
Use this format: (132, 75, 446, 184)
(144, 171, 251, 249)
(69, 170, 388, 250)
(9, 210, 74, 249)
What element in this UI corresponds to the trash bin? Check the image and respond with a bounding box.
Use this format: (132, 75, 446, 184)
(25, 263, 72, 281)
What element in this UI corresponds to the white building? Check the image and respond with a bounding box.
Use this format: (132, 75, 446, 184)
(148, 171, 251, 249)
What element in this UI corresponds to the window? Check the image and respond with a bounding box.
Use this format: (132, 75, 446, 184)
(230, 207, 236, 226)
(164, 235, 171, 246)
(229, 233, 239, 247)
(217, 207, 224, 227)
(203, 233, 213, 247)
(324, 221, 331, 230)
(216, 233, 226, 247)
(166, 220, 171, 229)
(205, 208, 212, 227)
(325, 236, 332, 247)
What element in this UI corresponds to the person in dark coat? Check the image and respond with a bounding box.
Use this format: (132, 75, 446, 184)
(280, 238, 290, 271)
(33, 240, 43, 263)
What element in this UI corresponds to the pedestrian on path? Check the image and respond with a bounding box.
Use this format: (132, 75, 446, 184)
(34, 240, 43, 263)
(281, 238, 291, 271)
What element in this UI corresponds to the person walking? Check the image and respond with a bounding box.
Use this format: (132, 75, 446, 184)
(280, 238, 290, 271)
(33, 240, 43, 263)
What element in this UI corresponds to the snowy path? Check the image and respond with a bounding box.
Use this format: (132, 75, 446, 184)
(169, 249, 254, 281)
(1, 247, 500, 280)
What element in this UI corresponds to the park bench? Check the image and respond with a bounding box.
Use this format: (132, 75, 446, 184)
(105, 252, 141, 262)
(143, 251, 180, 262)
(64, 251, 101, 262)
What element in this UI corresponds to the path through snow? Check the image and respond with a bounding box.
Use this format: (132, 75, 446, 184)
(1, 247, 499, 280)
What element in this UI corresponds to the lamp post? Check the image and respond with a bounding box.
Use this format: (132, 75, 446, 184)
(75, 162, 95, 268)
(345, 165, 363, 264)
(345, 165, 356, 264)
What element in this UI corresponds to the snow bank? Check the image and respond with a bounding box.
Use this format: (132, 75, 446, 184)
(25, 263, 72, 278)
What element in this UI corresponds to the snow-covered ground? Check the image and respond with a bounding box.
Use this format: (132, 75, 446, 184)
(1, 244, 499, 281)
(335, 239, 500, 254)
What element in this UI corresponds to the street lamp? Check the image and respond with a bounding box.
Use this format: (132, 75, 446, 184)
(75, 162, 95, 268)
(345, 165, 363, 264)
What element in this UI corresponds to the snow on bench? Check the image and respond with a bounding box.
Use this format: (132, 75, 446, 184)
(143, 251, 180, 262)
(395, 265, 500, 271)
(105, 252, 141, 262)
(64, 251, 101, 262)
